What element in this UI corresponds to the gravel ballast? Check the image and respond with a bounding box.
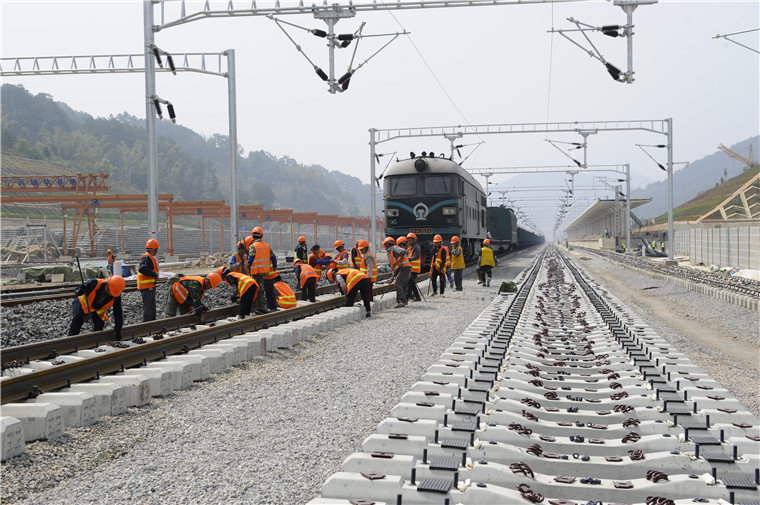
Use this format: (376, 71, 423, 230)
(2, 246, 758, 504)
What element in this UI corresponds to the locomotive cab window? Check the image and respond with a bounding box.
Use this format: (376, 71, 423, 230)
(387, 176, 417, 197)
(424, 175, 451, 195)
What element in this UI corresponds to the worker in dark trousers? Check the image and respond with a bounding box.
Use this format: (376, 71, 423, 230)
(450, 236, 465, 291)
(478, 239, 496, 287)
(218, 267, 260, 317)
(357, 240, 376, 302)
(429, 234, 448, 296)
(165, 273, 221, 317)
(383, 237, 412, 308)
(247, 227, 277, 313)
(294, 236, 309, 263)
(137, 239, 160, 321)
(106, 249, 116, 275)
(293, 258, 318, 302)
(328, 267, 371, 318)
(69, 275, 125, 338)
(405, 233, 422, 302)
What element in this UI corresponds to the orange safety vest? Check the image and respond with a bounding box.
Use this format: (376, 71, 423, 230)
(274, 281, 297, 309)
(137, 253, 158, 290)
(298, 264, 319, 288)
(408, 245, 421, 274)
(334, 250, 350, 269)
(337, 268, 367, 294)
(431, 247, 448, 274)
(78, 279, 115, 321)
(389, 247, 411, 272)
(359, 251, 378, 282)
(443, 245, 451, 271)
(230, 251, 250, 275)
(308, 252, 323, 279)
(249, 241, 273, 275)
(228, 272, 258, 298)
(172, 276, 205, 304)
(107, 252, 116, 265)
(265, 269, 279, 281)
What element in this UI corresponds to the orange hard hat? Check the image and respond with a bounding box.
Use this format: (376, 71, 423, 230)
(396, 236, 408, 245)
(298, 236, 307, 243)
(107, 275, 125, 297)
(326, 268, 336, 282)
(357, 239, 369, 249)
(483, 239, 491, 245)
(244, 236, 253, 248)
(433, 234, 443, 243)
(107, 249, 112, 253)
(207, 272, 222, 289)
(451, 236, 460, 243)
(293, 258, 303, 265)
(383, 237, 395, 248)
(146, 239, 159, 249)
(406, 232, 417, 241)
(251, 226, 263, 237)
(217, 266, 230, 278)
(334, 240, 345, 249)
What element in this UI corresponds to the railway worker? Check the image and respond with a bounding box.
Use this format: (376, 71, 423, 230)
(357, 239, 377, 302)
(308, 244, 332, 280)
(68, 275, 125, 338)
(165, 272, 222, 318)
(217, 266, 260, 317)
(429, 234, 448, 297)
(350, 241, 362, 269)
(106, 249, 117, 275)
(333, 240, 351, 269)
(384, 237, 412, 308)
(327, 267, 371, 318)
(478, 238, 497, 287)
(137, 239, 160, 322)
(405, 233, 422, 302)
(450, 236, 465, 291)
(443, 242, 454, 289)
(263, 268, 283, 312)
(230, 237, 252, 275)
(293, 258, 318, 302)
(295, 236, 309, 263)
(247, 227, 277, 314)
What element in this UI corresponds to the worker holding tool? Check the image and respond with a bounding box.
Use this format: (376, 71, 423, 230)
(383, 237, 412, 309)
(327, 267, 371, 318)
(165, 272, 221, 318)
(357, 239, 376, 302)
(217, 266, 260, 317)
(429, 234, 448, 297)
(405, 233, 422, 302)
(68, 275, 126, 338)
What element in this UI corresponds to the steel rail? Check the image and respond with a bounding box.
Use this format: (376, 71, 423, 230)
(1, 280, 396, 404)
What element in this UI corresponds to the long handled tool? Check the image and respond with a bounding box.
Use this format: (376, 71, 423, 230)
(379, 275, 395, 299)
(411, 275, 426, 302)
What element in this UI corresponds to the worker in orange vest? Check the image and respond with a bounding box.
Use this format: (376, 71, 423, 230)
(334, 240, 350, 269)
(137, 239, 160, 321)
(218, 266, 260, 317)
(247, 226, 277, 314)
(230, 237, 252, 275)
(350, 241, 362, 269)
(327, 267, 371, 318)
(405, 233, 422, 302)
(106, 249, 117, 275)
(308, 244, 331, 280)
(357, 239, 377, 302)
(165, 273, 221, 318)
(293, 258, 318, 302)
(430, 234, 448, 297)
(384, 237, 412, 309)
(68, 275, 125, 338)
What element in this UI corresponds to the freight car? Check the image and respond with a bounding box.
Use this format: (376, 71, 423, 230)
(487, 205, 545, 252)
(383, 153, 487, 264)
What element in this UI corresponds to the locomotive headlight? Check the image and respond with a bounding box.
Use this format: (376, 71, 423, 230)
(385, 209, 399, 217)
(442, 207, 457, 216)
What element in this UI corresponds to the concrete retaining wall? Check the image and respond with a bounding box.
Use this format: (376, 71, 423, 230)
(675, 225, 759, 269)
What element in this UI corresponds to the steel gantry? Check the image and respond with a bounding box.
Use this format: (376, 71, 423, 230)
(369, 120, 673, 258)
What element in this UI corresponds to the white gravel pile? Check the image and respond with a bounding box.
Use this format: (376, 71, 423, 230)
(3, 245, 758, 504)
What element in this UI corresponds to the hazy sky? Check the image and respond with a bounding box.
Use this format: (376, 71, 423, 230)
(2, 1, 758, 234)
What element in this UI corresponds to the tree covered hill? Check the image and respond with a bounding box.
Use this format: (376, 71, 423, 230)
(1, 84, 371, 217)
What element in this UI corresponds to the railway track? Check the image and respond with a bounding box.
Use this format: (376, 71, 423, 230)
(577, 247, 760, 308)
(309, 246, 760, 505)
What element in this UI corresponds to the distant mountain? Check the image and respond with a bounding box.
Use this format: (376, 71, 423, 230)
(631, 136, 759, 220)
(0, 84, 376, 217)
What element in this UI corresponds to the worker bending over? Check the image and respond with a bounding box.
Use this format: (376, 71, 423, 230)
(327, 267, 371, 318)
(69, 275, 125, 339)
(384, 237, 412, 309)
(165, 272, 221, 318)
(218, 266, 260, 317)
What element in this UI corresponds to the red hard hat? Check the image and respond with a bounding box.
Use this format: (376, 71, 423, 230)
(251, 226, 263, 237)
(357, 239, 369, 249)
(334, 240, 345, 249)
(207, 272, 222, 289)
(483, 239, 491, 245)
(107, 275, 125, 297)
(406, 232, 417, 241)
(146, 239, 159, 249)
(433, 234, 443, 243)
(383, 237, 395, 248)
(298, 236, 307, 243)
(451, 236, 460, 243)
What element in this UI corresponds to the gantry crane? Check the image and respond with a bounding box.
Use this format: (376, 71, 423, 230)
(718, 143, 756, 169)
